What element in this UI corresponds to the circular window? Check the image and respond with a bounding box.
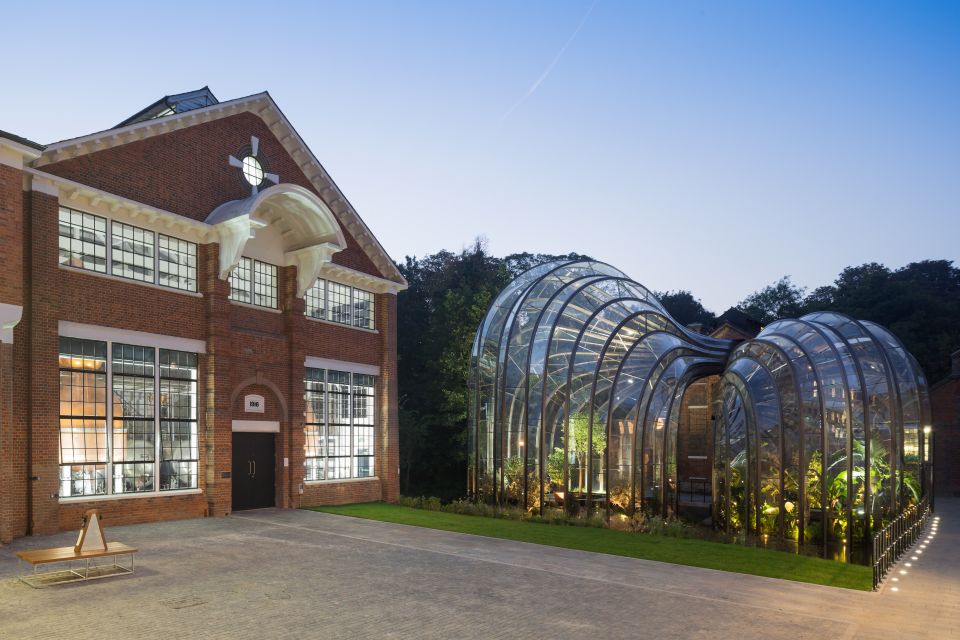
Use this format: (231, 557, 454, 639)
(241, 155, 264, 186)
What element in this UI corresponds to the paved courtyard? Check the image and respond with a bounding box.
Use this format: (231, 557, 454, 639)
(0, 500, 957, 640)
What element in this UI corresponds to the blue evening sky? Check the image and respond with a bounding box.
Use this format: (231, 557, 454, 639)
(2, 1, 957, 311)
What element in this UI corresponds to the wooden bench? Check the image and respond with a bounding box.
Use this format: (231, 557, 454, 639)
(16, 510, 138, 588)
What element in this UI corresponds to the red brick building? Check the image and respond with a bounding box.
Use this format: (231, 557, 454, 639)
(0, 88, 405, 542)
(932, 350, 960, 498)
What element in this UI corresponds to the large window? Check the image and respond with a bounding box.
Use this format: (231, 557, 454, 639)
(58, 336, 199, 499)
(58, 207, 198, 292)
(160, 349, 199, 490)
(304, 279, 376, 330)
(304, 368, 376, 481)
(158, 234, 198, 292)
(59, 338, 108, 497)
(229, 257, 278, 309)
(111, 222, 155, 283)
(59, 208, 107, 273)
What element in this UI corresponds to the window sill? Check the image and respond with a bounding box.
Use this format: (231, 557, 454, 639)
(229, 300, 282, 314)
(58, 488, 203, 503)
(304, 315, 379, 334)
(304, 476, 379, 485)
(58, 264, 203, 298)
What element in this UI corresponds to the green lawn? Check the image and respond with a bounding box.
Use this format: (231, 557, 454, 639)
(307, 503, 871, 591)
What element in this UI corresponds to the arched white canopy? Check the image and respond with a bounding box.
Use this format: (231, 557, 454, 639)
(206, 183, 347, 296)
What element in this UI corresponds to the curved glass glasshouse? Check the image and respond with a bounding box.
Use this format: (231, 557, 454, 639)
(467, 260, 932, 562)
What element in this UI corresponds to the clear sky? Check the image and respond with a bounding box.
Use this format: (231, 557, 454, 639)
(2, 1, 957, 311)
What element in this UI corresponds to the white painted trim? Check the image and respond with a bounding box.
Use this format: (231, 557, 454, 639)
(25, 168, 216, 242)
(28, 174, 60, 196)
(232, 420, 280, 433)
(0, 137, 41, 167)
(322, 262, 406, 294)
(304, 476, 380, 486)
(59, 488, 203, 503)
(304, 356, 379, 376)
(58, 264, 204, 298)
(0, 303, 23, 343)
(58, 320, 207, 354)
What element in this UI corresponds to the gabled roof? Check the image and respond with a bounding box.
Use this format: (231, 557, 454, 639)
(115, 87, 219, 128)
(0, 129, 45, 151)
(33, 91, 406, 287)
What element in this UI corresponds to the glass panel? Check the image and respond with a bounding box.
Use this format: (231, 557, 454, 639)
(353, 289, 375, 329)
(304, 368, 326, 481)
(229, 257, 253, 304)
(112, 343, 156, 493)
(158, 234, 197, 292)
(111, 222, 155, 283)
(58, 337, 108, 497)
(253, 260, 278, 308)
(327, 370, 352, 479)
(59, 207, 107, 273)
(329, 282, 352, 325)
(159, 349, 198, 490)
(305, 279, 326, 320)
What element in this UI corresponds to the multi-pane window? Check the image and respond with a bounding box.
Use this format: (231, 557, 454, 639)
(353, 374, 375, 477)
(304, 280, 376, 330)
(58, 337, 199, 499)
(353, 290, 375, 330)
(229, 257, 278, 309)
(158, 234, 197, 292)
(111, 344, 156, 493)
(303, 368, 376, 481)
(160, 350, 199, 490)
(253, 260, 278, 308)
(111, 222, 155, 283)
(59, 207, 107, 273)
(328, 283, 352, 325)
(304, 279, 327, 321)
(304, 369, 326, 481)
(59, 206, 198, 293)
(229, 257, 253, 304)
(59, 338, 108, 497)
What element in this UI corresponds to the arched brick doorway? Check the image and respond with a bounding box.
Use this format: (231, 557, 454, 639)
(230, 378, 288, 511)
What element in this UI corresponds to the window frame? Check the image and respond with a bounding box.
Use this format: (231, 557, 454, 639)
(229, 256, 279, 309)
(304, 279, 376, 331)
(59, 206, 199, 293)
(303, 367, 377, 483)
(58, 336, 200, 501)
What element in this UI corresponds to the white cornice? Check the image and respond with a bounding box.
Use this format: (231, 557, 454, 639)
(24, 168, 217, 243)
(0, 137, 41, 168)
(31, 92, 407, 287)
(321, 262, 407, 295)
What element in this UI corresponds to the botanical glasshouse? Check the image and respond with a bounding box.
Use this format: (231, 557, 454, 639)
(467, 260, 933, 563)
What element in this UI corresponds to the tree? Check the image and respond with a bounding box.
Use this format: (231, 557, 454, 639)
(503, 251, 592, 277)
(654, 290, 716, 327)
(738, 276, 806, 325)
(397, 243, 590, 500)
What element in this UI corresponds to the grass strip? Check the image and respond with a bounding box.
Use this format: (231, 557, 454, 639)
(306, 503, 871, 591)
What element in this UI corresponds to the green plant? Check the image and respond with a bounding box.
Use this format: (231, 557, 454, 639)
(570, 412, 606, 493)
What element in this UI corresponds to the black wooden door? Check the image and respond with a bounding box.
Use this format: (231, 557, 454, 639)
(231, 432, 276, 510)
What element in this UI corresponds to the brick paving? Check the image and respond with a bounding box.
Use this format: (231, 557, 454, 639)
(0, 500, 957, 640)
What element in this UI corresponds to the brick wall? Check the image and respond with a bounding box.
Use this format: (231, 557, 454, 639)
(932, 377, 960, 497)
(40, 112, 383, 278)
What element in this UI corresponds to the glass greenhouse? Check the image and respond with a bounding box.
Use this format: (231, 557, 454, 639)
(467, 260, 932, 562)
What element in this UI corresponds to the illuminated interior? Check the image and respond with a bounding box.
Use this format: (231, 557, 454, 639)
(467, 260, 932, 563)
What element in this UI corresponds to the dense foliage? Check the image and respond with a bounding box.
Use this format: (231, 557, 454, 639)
(396, 247, 959, 499)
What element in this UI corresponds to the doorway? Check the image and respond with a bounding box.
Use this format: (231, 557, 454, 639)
(232, 432, 276, 510)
